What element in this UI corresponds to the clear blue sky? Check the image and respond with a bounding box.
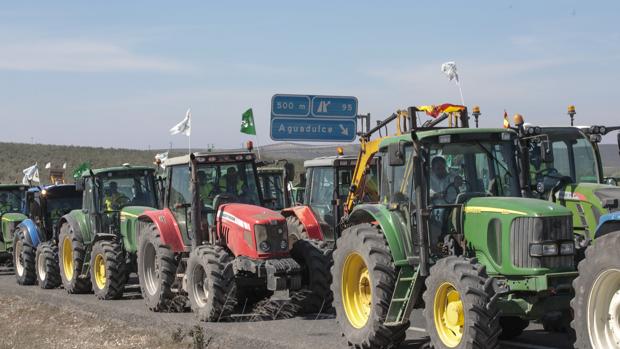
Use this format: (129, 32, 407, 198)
(1, 1, 619, 149)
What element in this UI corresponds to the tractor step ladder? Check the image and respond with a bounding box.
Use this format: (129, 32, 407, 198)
(385, 265, 422, 326)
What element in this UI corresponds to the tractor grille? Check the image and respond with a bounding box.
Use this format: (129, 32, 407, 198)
(510, 216, 573, 269)
(255, 222, 288, 253)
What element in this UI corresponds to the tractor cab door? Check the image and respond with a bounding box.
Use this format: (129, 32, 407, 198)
(166, 165, 192, 244)
(82, 178, 101, 242)
(308, 166, 338, 240)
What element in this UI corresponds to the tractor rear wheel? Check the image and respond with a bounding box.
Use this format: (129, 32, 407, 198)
(286, 216, 307, 249)
(423, 256, 500, 349)
(291, 239, 333, 314)
(331, 223, 406, 349)
(36, 241, 61, 289)
(90, 240, 127, 300)
(187, 245, 236, 321)
(58, 223, 91, 293)
(13, 228, 36, 285)
(137, 222, 178, 312)
(499, 316, 529, 339)
(571, 231, 620, 349)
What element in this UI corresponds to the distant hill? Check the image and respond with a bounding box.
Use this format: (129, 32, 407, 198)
(1, 141, 618, 184)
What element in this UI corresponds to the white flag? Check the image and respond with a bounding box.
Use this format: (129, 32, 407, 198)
(22, 163, 40, 184)
(45, 162, 51, 169)
(62, 162, 67, 169)
(441, 62, 459, 83)
(170, 108, 191, 136)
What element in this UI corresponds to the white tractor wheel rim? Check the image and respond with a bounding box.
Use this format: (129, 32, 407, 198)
(37, 251, 47, 281)
(192, 264, 209, 308)
(14, 240, 24, 277)
(588, 268, 620, 348)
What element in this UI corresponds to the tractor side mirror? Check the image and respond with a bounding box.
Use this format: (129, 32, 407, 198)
(540, 140, 554, 163)
(388, 142, 405, 166)
(604, 177, 618, 186)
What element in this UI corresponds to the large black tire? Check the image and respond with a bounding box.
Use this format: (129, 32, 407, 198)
(58, 223, 91, 293)
(290, 239, 333, 314)
(137, 222, 178, 312)
(423, 256, 501, 349)
(13, 228, 36, 285)
(331, 223, 406, 349)
(499, 316, 529, 339)
(286, 215, 308, 249)
(571, 231, 620, 349)
(186, 245, 237, 321)
(90, 240, 127, 300)
(36, 241, 61, 289)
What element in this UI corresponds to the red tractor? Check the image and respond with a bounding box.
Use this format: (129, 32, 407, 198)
(136, 150, 330, 320)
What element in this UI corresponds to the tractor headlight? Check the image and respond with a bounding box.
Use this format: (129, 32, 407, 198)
(560, 241, 575, 255)
(259, 241, 271, 252)
(530, 242, 559, 257)
(255, 224, 268, 243)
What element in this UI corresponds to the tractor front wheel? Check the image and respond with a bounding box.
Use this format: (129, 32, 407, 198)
(137, 222, 178, 312)
(13, 228, 36, 285)
(291, 239, 333, 314)
(423, 256, 500, 349)
(58, 223, 91, 293)
(36, 241, 61, 289)
(571, 231, 620, 349)
(90, 240, 127, 300)
(286, 216, 307, 249)
(187, 245, 236, 321)
(331, 223, 406, 349)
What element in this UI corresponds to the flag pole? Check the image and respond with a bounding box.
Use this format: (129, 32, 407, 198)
(456, 81, 465, 106)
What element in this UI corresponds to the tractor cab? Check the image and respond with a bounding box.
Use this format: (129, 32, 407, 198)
(76, 166, 158, 237)
(0, 184, 29, 257)
(25, 184, 82, 239)
(257, 159, 295, 210)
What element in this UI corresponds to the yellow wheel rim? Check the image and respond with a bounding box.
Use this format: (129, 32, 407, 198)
(342, 252, 372, 329)
(94, 253, 106, 290)
(62, 237, 74, 281)
(434, 282, 464, 347)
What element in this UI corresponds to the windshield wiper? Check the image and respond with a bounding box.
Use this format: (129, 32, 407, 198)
(475, 141, 511, 176)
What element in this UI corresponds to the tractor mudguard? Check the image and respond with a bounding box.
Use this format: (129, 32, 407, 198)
(594, 212, 620, 239)
(348, 204, 408, 265)
(281, 206, 323, 240)
(60, 211, 87, 243)
(139, 208, 185, 253)
(16, 219, 42, 248)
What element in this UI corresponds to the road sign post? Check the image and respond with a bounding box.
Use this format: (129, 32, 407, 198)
(270, 94, 358, 142)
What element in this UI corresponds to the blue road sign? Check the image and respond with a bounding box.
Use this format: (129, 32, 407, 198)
(270, 94, 359, 142)
(271, 95, 311, 117)
(270, 118, 356, 142)
(311, 96, 357, 118)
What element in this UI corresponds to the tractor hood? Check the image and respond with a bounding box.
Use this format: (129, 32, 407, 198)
(554, 183, 620, 238)
(463, 196, 571, 218)
(217, 203, 285, 226)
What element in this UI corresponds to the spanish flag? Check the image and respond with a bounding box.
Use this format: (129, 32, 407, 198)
(417, 104, 466, 118)
(503, 110, 510, 128)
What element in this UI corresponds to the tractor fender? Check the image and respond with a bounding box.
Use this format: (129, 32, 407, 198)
(347, 204, 407, 265)
(139, 208, 185, 253)
(58, 213, 84, 242)
(281, 206, 323, 240)
(16, 219, 42, 248)
(594, 212, 620, 240)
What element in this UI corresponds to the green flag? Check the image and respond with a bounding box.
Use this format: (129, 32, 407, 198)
(240, 108, 256, 135)
(72, 162, 91, 180)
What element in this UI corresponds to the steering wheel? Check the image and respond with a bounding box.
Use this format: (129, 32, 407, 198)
(536, 167, 560, 178)
(443, 177, 469, 204)
(212, 193, 238, 212)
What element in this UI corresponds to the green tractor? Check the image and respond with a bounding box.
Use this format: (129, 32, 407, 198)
(332, 106, 577, 349)
(0, 184, 29, 263)
(58, 165, 158, 299)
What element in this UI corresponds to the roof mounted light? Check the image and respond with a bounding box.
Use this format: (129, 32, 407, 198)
(439, 135, 451, 144)
(337, 146, 344, 155)
(513, 113, 524, 126)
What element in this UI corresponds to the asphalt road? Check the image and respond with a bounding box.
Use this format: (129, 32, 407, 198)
(0, 271, 573, 349)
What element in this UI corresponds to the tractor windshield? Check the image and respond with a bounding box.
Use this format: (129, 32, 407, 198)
(45, 192, 82, 227)
(98, 171, 157, 211)
(196, 161, 260, 207)
(427, 139, 520, 205)
(530, 129, 600, 188)
(0, 189, 25, 214)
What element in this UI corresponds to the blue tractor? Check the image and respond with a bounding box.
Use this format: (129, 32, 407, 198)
(13, 184, 82, 288)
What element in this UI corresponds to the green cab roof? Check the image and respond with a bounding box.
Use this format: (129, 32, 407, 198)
(80, 165, 154, 178)
(378, 128, 517, 149)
